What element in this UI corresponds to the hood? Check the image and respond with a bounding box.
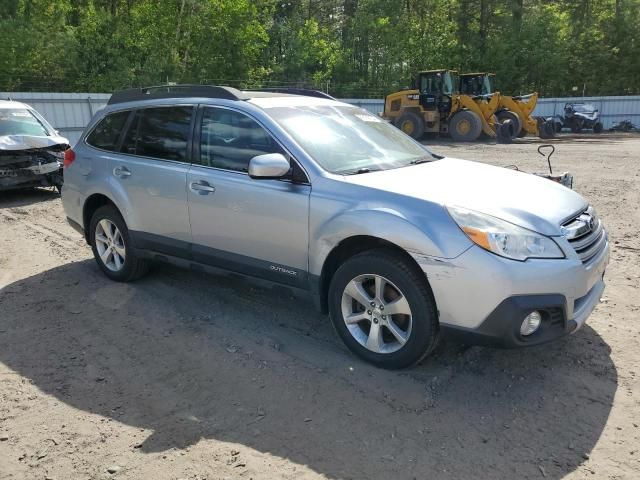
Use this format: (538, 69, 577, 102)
(574, 112, 599, 121)
(0, 134, 69, 151)
(342, 158, 587, 236)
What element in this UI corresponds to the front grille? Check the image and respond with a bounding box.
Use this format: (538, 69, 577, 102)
(562, 206, 607, 264)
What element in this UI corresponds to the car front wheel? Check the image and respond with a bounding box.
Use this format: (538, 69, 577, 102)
(328, 249, 440, 369)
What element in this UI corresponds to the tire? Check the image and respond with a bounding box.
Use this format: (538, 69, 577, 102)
(328, 248, 440, 369)
(395, 111, 424, 139)
(89, 205, 149, 282)
(496, 110, 522, 139)
(593, 122, 603, 133)
(554, 122, 563, 134)
(449, 110, 482, 142)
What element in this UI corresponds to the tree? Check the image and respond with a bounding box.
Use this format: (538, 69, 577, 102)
(1, 0, 638, 97)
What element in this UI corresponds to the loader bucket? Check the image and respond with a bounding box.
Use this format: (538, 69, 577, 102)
(496, 121, 514, 144)
(537, 117, 555, 139)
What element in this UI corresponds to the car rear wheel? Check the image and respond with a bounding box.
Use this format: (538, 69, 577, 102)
(328, 249, 439, 369)
(89, 205, 149, 282)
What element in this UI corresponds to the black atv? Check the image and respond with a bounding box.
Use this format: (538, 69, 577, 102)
(553, 103, 603, 134)
(609, 120, 639, 132)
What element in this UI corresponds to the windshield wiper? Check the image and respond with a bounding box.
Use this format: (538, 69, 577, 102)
(406, 152, 444, 166)
(408, 158, 430, 165)
(343, 167, 381, 175)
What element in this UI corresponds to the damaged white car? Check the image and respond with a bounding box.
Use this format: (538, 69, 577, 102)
(0, 100, 69, 192)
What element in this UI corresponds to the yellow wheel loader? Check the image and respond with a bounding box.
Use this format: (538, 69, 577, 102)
(459, 72, 555, 140)
(382, 70, 502, 141)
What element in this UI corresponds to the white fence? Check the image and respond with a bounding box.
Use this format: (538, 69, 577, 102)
(3, 91, 640, 144)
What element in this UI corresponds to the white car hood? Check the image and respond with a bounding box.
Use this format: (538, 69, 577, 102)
(342, 157, 587, 236)
(0, 134, 69, 151)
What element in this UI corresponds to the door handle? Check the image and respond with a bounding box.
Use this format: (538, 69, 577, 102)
(189, 180, 216, 195)
(113, 166, 131, 178)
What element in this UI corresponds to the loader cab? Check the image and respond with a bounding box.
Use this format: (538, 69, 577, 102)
(416, 69, 458, 113)
(460, 72, 495, 97)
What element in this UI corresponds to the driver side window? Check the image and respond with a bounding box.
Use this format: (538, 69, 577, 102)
(200, 107, 284, 172)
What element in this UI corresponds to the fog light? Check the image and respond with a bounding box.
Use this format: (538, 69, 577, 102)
(520, 311, 542, 336)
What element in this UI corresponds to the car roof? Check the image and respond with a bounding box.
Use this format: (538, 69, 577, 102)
(104, 85, 348, 111)
(0, 99, 31, 110)
(101, 91, 350, 114)
(247, 93, 348, 109)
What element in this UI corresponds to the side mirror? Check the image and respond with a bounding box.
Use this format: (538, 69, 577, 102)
(248, 153, 290, 179)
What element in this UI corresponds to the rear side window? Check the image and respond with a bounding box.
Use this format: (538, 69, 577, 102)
(86, 110, 130, 151)
(120, 106, 193, 162)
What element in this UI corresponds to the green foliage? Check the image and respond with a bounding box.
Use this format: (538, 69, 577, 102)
(1, 0, 638, 97)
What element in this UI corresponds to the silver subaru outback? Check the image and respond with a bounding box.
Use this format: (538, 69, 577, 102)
(62, 86, 609, 369)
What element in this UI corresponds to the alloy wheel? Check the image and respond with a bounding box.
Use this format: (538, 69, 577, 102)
(340, 274, 413, 354)
(95, 219, 126, 272)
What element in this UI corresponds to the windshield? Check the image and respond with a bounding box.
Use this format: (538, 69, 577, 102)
(0, 108, 51, 137)
(267, 105, 436, 174)
(447, 73, 459, 95)
(421, 72, 457, 96)
(483, 75, 495, 95)
(570, 103, 596, 113)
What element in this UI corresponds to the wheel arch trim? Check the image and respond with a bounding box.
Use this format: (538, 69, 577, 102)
(81, 183, 133, 241)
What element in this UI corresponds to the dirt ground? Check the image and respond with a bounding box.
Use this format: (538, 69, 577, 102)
(1, 133, 639, 480)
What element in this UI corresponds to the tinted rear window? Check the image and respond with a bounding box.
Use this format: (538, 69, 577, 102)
(120, 106, 193, 162)
(86, 110, 130, 151)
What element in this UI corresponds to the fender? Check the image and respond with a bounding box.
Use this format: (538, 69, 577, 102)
(82, 176, 138, 231)
(309, 205, 472, 277)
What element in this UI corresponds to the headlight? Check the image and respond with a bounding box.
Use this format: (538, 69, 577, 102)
(447, 206, 564, 261)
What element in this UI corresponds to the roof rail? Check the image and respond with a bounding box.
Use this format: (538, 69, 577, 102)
(107, 84, 247, 105)
(246, 87, 335, 100)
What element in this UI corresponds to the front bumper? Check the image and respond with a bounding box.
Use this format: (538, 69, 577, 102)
(413, 235, 609, 347)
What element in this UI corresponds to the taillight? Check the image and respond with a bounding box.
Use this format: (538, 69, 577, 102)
(63, 148, 76, 168)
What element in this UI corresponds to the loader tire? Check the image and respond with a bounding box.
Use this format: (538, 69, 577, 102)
(395, 112, 424, 139)
(496, 110, 522, 139)
(449, 110, 482, 142)
(593, 122, 603, 134)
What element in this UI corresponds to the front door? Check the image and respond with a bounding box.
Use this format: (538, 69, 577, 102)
(187, 106, 311, 288)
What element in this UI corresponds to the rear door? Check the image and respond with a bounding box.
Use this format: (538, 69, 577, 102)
(186, 106, 311, 287)
(114, 105, 195, 257)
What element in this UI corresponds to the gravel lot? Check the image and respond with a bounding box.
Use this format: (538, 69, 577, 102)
(1, 133, 639, 480)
